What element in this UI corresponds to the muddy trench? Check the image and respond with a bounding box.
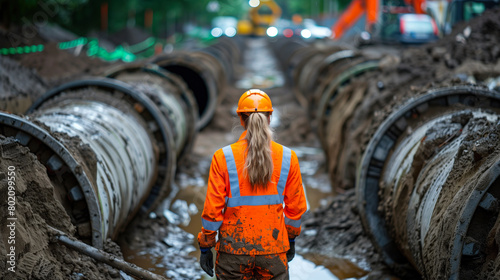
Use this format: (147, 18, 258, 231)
(116, 37, 363, 280)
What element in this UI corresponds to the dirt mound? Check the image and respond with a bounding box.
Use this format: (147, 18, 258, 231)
(0, 136, 122, 280)
(435, 7, 500, 66)
(296, 189, 393, 278)
(0, 57, 47, 114)
(107, 26, 152, 46)
(17, 42, 111, 87)
(0, 26, 112, 88)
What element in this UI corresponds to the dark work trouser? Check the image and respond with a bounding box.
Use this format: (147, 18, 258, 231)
(215, 251, 288, 280)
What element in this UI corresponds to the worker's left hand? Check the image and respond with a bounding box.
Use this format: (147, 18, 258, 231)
(287, 239, 295, 262)
(199, 247, 214, 277)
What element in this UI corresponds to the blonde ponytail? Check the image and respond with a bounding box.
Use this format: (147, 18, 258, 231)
(241, 112, 274, 190)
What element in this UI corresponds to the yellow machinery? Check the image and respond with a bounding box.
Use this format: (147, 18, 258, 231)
(246, 0, 282, 36)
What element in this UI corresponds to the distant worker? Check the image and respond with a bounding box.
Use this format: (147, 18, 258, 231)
(197, 89, 308, 279)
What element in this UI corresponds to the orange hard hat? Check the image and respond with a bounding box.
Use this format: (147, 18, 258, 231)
(236, 89, 273, 114)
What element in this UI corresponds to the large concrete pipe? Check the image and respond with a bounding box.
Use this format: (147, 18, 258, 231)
(269, 38, 316, 106)
(357, 86, 500, 279)
(295, 46, 353, 108)
(152, 50, 226, 130)
(270, 39, 389, 193)
(202, 37, 245, 83)
(307, 50, 382, 145)
(269, 38, 353, 108)
(271, 38, 308, 79)
(0, 78, 178, 248)
(105, 63, 198, 163)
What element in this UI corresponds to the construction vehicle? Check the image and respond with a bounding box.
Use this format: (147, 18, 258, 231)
(247, 0, 282, 36)
(331, 0, 426, 39)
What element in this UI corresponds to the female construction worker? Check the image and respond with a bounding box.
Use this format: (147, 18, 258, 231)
(197, 89, 308, 279)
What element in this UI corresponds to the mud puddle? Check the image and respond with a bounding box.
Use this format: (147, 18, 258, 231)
(234, 38, 285, 90)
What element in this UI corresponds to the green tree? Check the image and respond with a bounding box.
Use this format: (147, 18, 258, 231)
(276, 0, 351, 19)
(0, 0, 88, 28)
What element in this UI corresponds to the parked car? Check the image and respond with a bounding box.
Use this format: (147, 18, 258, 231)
(381, 13, 439, 44)
(302, 19, 332, 39)
(211, 16, 238, 37)
(268, 18, 308, 39)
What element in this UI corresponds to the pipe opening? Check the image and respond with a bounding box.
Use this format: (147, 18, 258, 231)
(160, 65, 209, 122)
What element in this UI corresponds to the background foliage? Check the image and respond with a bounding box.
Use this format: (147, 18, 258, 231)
(0, 0, 350, 37)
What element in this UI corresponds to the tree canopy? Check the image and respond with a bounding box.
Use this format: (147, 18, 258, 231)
(1, 0, 350, 37)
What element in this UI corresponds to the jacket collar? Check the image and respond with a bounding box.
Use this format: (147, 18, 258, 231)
(238, 130, 247, 141)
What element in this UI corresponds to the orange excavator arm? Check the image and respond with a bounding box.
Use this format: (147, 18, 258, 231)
(331, 0, 379, 39)
(405, 0, 425, 13)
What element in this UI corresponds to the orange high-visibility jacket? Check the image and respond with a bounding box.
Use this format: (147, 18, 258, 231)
(198, 131, 308, 255)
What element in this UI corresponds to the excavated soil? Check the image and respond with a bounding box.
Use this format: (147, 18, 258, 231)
(17, 42, 110, 87)
(325, 7, 500, 193)
(0, 136, 122, 280)
(0, 57, 47, 114)
(0, 27, 112, 89)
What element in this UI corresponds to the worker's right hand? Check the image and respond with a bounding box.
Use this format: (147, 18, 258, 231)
(199, 247, 214, 277)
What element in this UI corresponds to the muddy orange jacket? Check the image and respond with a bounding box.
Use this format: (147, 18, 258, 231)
(198, 131, 308, 255)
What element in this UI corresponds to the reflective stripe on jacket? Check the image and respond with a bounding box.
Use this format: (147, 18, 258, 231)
(197, 131, 308, 255)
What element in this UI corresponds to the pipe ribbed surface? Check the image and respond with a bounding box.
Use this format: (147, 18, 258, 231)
(24, 78, 176, 247)
(36, 100, 156, 239)
(152, 51, 222, 130)
(107, 66, 196, 161)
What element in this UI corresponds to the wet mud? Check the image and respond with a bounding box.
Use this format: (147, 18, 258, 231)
(0, 136, 122, 280)
(296, 188, 390, 279)
(422, 117, 500, 279)
(118, 213, 202, 279)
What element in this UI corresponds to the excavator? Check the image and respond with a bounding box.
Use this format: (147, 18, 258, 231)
(237, 0, 282, 36)
(331, 0, 426, 39)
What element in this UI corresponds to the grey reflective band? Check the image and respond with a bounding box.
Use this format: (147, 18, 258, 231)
(277, 147, 291, 196)
(222, 145, 292, 207)
(285, 216, 302, 228)
(223, 145, 240, 197)
(202, 218, 223, 231)
(227, 194, 282, 207)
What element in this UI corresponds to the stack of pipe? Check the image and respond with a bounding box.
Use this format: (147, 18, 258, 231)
(270, 37, 387, 193)
(0, 38, 241, 248)
(151, 36, 244, 130)
(270, 37, 500, 279)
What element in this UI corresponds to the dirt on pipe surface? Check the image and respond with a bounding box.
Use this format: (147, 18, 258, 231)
(0, 136, 124, 280)
(413, 115, 500, 279)
(322, 8, 500, 194)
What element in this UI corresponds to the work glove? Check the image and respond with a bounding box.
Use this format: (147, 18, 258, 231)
(199, 247, 214, 277)
(287, 239, 295, 262)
